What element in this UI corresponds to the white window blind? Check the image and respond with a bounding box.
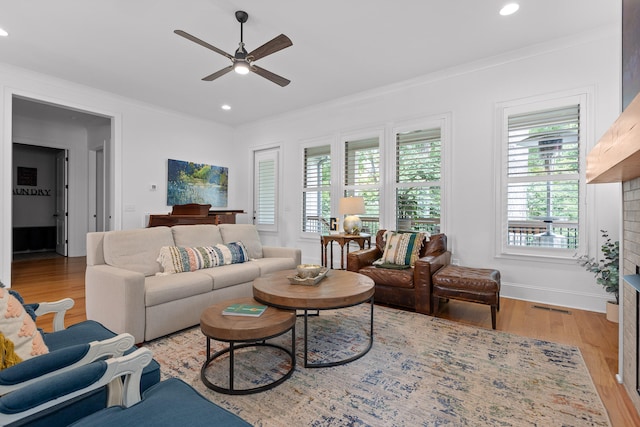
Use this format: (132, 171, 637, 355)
(254, 149, 278, 230)
(344, 137, 380, 234)
(395, 128, 442, 233)
(506, 104, 580, 249)
(302, 145, 331, 233)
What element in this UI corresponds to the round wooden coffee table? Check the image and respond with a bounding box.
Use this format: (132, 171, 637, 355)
(253, 269, 374, 368)
(200, 297, 296, 395)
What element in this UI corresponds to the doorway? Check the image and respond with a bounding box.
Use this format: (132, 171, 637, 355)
(11, 96, 112, 261)
(12, 144, 66, 259)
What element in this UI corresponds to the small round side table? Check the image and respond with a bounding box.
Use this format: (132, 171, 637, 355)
(200, 297, 296, 395)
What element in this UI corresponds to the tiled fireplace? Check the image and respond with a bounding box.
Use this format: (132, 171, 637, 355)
(623, 177, 640, 412)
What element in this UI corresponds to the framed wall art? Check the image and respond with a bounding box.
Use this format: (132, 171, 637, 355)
(167, 159, 228, 206)
(17, 167, 37, 186)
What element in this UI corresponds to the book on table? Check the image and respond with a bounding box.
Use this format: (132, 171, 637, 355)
(222, 303, 268, 317)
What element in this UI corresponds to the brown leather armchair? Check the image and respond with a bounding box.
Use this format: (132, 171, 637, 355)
(347, 230, 451, 314)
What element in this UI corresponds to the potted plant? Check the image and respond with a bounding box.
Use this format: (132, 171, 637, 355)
(575, 230, 619, 322)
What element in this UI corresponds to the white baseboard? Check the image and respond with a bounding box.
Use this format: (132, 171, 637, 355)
(501, 281, 608, 313)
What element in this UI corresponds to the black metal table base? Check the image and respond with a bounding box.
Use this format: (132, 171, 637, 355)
(201, 324, 295, 395)
(303, 297, 374, 368)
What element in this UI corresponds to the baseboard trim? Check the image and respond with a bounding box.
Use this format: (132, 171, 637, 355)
(501, 281, 608, 313)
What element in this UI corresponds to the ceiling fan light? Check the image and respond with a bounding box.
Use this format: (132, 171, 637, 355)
(499, 3, 519, 16)
(234, 61, 250, 75)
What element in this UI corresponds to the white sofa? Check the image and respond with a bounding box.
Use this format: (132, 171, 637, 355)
(85, 224, 301, 343)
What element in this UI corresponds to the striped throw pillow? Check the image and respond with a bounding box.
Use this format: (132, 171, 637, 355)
(380, 231, 428, 267)
(157, 242, 249, 275)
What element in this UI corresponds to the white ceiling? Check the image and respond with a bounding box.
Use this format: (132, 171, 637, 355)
(1, 0, 618, 127)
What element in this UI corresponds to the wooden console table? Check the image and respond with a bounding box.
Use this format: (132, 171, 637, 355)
(147, 209, 244, 227)
(320, 233, 371, 270)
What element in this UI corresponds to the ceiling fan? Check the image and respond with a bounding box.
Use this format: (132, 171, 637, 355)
(174, 10, 292, 87)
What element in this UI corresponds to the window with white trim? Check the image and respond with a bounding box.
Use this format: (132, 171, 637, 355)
(395, 128, 442, 234)
(302, 145, 331, 233)
(344, 136, 380, 235)
(503, 102, 583, 251)
(253, 148, 278, 231)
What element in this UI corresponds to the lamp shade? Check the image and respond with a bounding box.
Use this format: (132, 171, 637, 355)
(339, 197, 365, 234)
(338, 197, 365, 215)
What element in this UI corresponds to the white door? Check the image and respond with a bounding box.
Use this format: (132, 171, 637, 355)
(55, 150, 68, 256)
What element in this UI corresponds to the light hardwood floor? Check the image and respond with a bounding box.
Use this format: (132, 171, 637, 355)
(10, 255, 640, 426)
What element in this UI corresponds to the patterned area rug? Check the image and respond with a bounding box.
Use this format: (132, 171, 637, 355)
(144, 304, 610, 426)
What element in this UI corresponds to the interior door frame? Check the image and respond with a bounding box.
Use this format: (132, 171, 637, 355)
(55, 149, 68, 256)
(2, 89, 122, 287)
(88, 147, 106, 232)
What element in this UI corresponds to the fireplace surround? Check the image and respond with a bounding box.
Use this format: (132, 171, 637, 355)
(589, 99, 640, 414)
(622, 181, 640, 411)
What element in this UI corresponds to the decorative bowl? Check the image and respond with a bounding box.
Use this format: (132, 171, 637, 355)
(288, 267, 328, 285)
(296, 264, 323, 278)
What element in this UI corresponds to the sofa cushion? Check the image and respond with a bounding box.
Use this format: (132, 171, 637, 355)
(219, 224, 263, 259)
(145, 273, 213, 307)
(0, 289, 48, 369)
(197, 262, 261, 290)
(171, 225, 224, 247)
(358, 265, 415, 289)
(250, 257, 297, 275)
(156, 243, 249, 275)
(380, 231, 427, 267)
(103, 227, 174, 276)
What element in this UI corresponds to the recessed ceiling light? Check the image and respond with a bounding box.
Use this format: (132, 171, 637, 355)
(221, 104, 231, 110)
(499, 3, 520, 16)
(0, 28, 8, 37)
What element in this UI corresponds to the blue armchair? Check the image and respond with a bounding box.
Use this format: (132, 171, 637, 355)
(0, 295, 161, 427)
(0, 349, 250, 427)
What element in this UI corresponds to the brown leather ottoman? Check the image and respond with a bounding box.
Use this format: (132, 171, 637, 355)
(432, 265, 501, 329)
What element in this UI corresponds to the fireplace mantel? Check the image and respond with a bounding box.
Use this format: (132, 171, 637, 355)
(587, 92, 640, 184)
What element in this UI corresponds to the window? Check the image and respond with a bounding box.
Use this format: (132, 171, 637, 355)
(302, 145, 331, 233)
(503, 103, 582, 251)
(395, 128, 442, 234)
(254, 148, 278, 231)
(344, 136, 380, 235)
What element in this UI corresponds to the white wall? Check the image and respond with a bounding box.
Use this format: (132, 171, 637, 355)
(0, 64, 236, 286)
(234, 28, 622, 312)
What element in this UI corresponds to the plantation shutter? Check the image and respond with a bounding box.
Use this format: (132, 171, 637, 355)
(506, 104, 580, 248)
(254, 148, 278, 230)
(344, 138, 380, 186)
(302, 145, 331, 233)
(344, 137, 380, 234)
(395, 128, 442, 233)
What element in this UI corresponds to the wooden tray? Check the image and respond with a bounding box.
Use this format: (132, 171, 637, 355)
(287, 267, 329, 286)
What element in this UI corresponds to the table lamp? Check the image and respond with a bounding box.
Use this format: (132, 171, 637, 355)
(339, 196, 365, 235)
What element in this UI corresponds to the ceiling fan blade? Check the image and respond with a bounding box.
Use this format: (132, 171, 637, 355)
(251, 65, 291, 87)
(248, 34, 292, 61)
(202, 66, 233, 81)
(174, 30, 233, 60)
